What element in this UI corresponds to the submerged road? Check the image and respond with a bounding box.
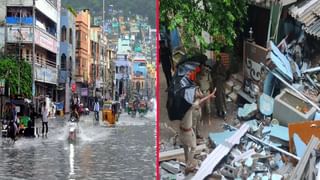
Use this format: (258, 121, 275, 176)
(0, 109, 156, 180)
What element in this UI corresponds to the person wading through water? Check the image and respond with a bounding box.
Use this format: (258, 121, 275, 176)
(41, 101, 49, 137)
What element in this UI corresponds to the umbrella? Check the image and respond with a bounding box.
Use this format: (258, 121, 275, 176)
(167, 54, 207, 120)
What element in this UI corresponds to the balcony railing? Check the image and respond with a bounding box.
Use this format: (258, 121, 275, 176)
(24, 54, 56, 68)
(6, 17, 33, 25)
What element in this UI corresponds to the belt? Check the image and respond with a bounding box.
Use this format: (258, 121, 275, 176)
(180, 126, 192, 132)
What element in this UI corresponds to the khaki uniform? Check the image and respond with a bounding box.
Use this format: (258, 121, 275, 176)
(179, 99, 200, 169)
(192, 99, 202, 137)
(197, 67, 212, 114)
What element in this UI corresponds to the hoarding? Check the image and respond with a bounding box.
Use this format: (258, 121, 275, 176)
(35, 28, 57, 53)
(7, 27, 33, 42)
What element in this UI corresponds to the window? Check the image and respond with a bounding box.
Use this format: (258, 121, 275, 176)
(69, 28, 72, 44)
(61, 54, 66, 70)
(61, 26, 67, 41)
(69, 57, 72, 70)
(76, 30, 80, 48)
(26, 49, 30, 61)
(76, 58, 80, 74)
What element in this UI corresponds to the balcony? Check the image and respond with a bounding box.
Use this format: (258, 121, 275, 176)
(6, 26, 58, 53)
(6, 17, 33, 25)
(35, 0, 58, 23)
(24, 53, 56, 68)
(34, 63, 58, 85)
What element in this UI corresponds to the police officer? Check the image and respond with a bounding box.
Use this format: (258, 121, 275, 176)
(180, 88, 216, 173)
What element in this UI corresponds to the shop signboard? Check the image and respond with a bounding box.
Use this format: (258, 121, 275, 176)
(35, 28, 57, 53)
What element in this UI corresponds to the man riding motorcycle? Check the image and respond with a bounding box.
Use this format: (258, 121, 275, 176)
(70, 96, 80, 122)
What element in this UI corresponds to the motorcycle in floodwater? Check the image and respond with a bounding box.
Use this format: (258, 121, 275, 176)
(68, 111, 80, 142)
(69, 110, 80, 122)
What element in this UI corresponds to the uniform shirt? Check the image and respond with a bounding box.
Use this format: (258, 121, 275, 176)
(180, 99, 200, 129)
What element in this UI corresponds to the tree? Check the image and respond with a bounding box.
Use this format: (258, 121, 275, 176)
(0, 57, 32, 97)
(160, 0, 248, 53)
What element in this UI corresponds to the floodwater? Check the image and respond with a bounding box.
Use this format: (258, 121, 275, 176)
(0, 110, 156, 180)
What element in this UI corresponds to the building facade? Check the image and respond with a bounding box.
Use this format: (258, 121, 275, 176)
(59, 7, 75, 113)
(0, 0, 61, 101)
(75, 9, 90, 107)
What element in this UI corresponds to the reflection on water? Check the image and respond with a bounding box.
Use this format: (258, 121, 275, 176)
(0, 113, 155, 179)
(69, 143, 75, 179)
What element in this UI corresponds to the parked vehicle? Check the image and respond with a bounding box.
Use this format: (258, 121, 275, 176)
(103, 101, 121, 125)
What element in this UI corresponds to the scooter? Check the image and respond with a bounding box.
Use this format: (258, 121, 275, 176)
(78, 104, 90, 115)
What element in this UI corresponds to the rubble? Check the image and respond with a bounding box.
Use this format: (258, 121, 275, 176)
(160, 144, 207, 162)
(161, 26, 320, 180)
(238, 103, 258, 120)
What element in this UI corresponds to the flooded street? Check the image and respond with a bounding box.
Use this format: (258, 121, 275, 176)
(0, 111, 156, 180)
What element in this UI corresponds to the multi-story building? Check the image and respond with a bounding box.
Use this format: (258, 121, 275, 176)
(89, 26, 100, 102)
(75, 9, 90, 106)
(0, 0, 61, 101)
(115, 38, 131, 101)
(98, 31, 112, 99)
(106, 48, 116, 100)
(131, 54, 147, 96)
(59, 7, 75, 113)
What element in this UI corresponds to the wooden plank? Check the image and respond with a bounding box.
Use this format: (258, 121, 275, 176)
(159, 144, 207, 162)
(289, 136, 320, 180)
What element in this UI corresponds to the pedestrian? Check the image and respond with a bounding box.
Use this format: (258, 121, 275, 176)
(180, 88, 216, 174)
(160, 40, 173, 89)
(41, 101, 49, 137)
(93, 99, 100, 121)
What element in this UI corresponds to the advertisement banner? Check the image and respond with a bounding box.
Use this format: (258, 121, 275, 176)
(7, 27, 33, 42)
(35, 28, 57, 53)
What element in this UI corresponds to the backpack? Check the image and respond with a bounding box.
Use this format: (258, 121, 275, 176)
(166, 76, 195, 121)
